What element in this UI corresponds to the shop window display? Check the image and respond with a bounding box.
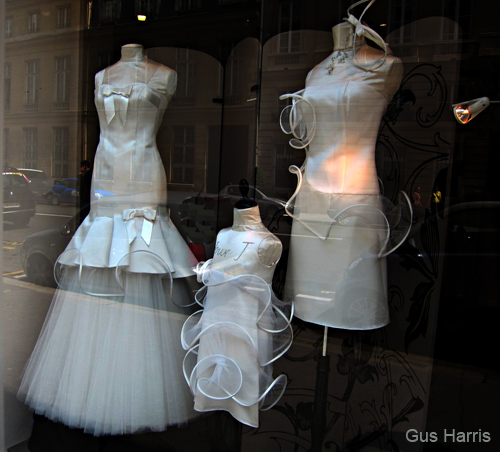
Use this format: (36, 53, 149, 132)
(2, 0, 500, 451)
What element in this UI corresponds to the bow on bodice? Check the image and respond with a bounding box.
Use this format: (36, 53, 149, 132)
(101, 85, 133, 125)
(122, 208, 157, 246)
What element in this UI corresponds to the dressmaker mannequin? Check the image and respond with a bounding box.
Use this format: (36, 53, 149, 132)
(181, 206, 293, 427)
(18, 44, 197, 436)
(280, 0, 408, 329)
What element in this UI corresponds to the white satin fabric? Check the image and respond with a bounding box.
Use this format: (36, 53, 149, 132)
(18, 56, 198, 435)
(280, 11, 410, 330)
(181, 207, 293, 427)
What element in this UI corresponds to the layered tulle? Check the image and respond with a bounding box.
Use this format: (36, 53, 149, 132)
(17, 250, 198, 436)
(181, 261, 293, 427)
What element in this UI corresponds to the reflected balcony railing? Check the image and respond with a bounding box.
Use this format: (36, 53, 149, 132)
(224, 95, 241, 106)
(53, 101, 69, 111)
(24, 103, 38, 112)
(274, 54, 300, 65)
(172, 97, 196, 107)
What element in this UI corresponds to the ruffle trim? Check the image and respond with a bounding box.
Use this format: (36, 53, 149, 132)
(285, 166, 413, 257)
(58, 206, 197, 276)
(53, 249, 197, 308)
(181, 260, 293, 412)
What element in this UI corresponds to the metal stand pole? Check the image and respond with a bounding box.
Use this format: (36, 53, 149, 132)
(310, 326, 330, 452)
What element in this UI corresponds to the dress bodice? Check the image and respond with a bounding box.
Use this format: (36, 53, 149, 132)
(209, 207, 282, 284)
(94, 61, 176, 147)
(301, 45, 402, 195)
(92, 59, 177, 209)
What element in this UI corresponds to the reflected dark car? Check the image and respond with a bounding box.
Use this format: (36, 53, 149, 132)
(177, 185, 290, 246)
(20, 212, 78, 287)
(3, 171, 36, 226)
(17, 168, 53, 203)
(218, 185, 287, 221)
(49, 177, 114, 206)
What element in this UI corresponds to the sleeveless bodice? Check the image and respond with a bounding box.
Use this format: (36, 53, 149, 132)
(93, 62, 177, 209)
(210, 219, 282, 284)
(302, 45, 402, 195)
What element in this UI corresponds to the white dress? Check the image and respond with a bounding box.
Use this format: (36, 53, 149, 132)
(281, 15, 411, 330)
(181, 206, 293, 427)
(17, 54, 197, 436)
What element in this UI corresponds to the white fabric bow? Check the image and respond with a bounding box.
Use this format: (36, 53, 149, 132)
(122, 208, 157, 246)
(101, 85, 133, 125)
(347, 14, 387, 57)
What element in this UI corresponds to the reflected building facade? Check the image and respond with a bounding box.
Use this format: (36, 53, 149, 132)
(3, 0, 86, 179)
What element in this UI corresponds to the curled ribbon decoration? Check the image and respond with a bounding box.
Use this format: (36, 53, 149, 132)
(346, 0, 388, 70)
(279, 91, 316, 149)
(101, 85, 133, 125)
(122, 208, 157, 246)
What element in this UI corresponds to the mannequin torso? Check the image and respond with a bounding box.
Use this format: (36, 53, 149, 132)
(282, 11, 405, 329)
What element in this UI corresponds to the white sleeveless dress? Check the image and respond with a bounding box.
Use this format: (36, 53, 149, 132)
(281, 23, 411, 330)
(181, 207, 293, 427)
(17, 58, 197, 436)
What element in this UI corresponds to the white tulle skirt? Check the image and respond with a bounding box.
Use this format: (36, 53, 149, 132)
(17, 258, 197, 436)
(181, 261, 293, 428)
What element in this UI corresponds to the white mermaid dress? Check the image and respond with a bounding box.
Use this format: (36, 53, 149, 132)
(280, 14, 411, 330)
(17, 56, 197, 436)
(181, 206, 293, 427)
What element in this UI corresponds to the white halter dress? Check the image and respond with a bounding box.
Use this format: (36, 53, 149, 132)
(18, 57, 197, 436)
(181, 207, 293, 427)
(280, 10, 411, 330)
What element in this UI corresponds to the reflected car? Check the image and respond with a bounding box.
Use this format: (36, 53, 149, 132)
(2, 171, 36, 226)
(49, 178, 113, 205)
(17, 168, 53, 203)
(218, 185, 287, 221)
(20, 212, 78, 287)
(177, 185, 290, 247)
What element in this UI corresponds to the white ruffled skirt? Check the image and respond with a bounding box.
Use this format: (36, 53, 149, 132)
(18, 210, 198, 436)
(181, 261, 293, 428)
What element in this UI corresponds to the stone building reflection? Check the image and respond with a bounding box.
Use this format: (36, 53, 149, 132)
(3, 0, 85, 179)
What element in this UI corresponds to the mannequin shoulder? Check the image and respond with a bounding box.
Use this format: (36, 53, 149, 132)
(94, 69, 105, 87)
(381, 54, 403, 97)
(149, 62, 177, 95)
(257, 234, 282, 267)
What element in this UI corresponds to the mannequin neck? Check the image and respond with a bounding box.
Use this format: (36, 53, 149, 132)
(232, 206, 265, 231)
(121, 44, 145, 63)
(332, 22, 365, 50)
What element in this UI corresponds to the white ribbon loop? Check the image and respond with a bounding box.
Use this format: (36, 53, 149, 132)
(345, 0, 388, 70)
(279, 91, 316, 149)
(122, 208, 157, 246)
(101, 85, 133, 125)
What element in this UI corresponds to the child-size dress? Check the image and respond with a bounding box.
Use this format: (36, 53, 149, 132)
(181, 206, 293, 427)
(18, 55, 197, 436)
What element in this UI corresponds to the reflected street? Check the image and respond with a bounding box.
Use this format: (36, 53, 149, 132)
(3, 204, 77, 281)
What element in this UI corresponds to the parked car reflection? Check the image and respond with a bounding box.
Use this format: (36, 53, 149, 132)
(16, 168, 53, 204)
(20, 211, 77, 287)
(48, 178, 114, 206)
(20, 186, 290, 287)
(3, 170, 36, 227)
(177, 185, 290, 252)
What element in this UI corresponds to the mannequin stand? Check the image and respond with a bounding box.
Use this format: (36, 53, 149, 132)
(310, 327, 330, 452)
